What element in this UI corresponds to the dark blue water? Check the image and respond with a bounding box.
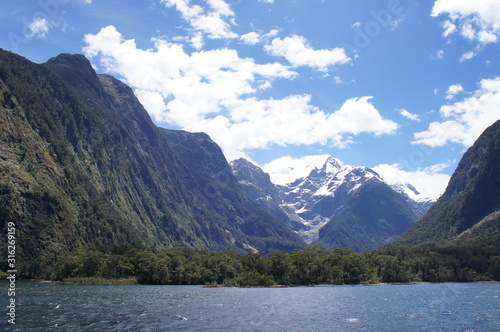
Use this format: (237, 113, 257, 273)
(1, 282, 499, 331)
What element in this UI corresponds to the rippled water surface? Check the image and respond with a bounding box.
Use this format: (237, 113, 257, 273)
(2, 282, 499, 331)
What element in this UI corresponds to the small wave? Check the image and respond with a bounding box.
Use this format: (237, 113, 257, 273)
(176, 315, 188, 321)
(346, 318, 359, 323)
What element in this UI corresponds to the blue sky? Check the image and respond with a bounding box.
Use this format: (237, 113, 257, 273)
(1, 0, 499, 196)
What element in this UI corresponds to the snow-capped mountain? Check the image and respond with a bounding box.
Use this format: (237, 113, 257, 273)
(279, 157, 389, 242)
(231, 156, 436, 251)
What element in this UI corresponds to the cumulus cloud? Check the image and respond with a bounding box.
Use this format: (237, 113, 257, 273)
(432, 0, 500, 59)
(413, 77, 500, 147)
(161, 0, 237, 39)
(240, 32, 260, 45)
(25, 17, 50, 39)
(83, 26, 398, 160)
(265, 35, 351, 71)
(262, 155, 332, 185)
(373, 163, 451, 198)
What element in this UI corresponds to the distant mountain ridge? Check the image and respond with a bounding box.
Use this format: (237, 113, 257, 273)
(0, 50, 304, 275)
(231, 156, 431, 251)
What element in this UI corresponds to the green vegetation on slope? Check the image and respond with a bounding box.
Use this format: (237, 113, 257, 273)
(0, 49, 304, 277)
(394, 119, 500, 246)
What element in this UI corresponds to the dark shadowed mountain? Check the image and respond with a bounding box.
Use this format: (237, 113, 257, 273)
(0, 50, 304, 276)
(318, 179, 421, 252)
(393, 119, 500, 247)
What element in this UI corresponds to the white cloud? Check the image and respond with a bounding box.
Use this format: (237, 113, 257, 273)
(262, 155, 331, 185)
(265, 35, 351, 71)
(333, 76, 354, 84)
(478, 29, 498, 43)
(432, 0, 500, 59)
(327, 96, 399, 137)
(25, 17, 50, 39)
(258, 0, 274, 3)
(373, 163, 451, 198)
(460, 50, 476, 61)
(432, 0, 500, 32)
(161, 0, 238, 39)
(83, 26, 398, 160)
(400, 109, 420, 122)
(413, 77, 500, 147)
(441, 20, 457, 37)
(240, 32, 260, 45)
(445, 83, 464, 100)
(460, 21, 476, 40)
(263, 29, 279, 39)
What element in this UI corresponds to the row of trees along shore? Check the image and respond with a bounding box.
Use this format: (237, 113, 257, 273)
(33, 244, 500, 286)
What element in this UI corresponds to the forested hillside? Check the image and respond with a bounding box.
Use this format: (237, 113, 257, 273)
(393, 119, 500, 246)
(0, 50, 304, 277)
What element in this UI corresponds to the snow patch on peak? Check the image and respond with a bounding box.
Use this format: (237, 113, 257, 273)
(391, 183, 439, 204)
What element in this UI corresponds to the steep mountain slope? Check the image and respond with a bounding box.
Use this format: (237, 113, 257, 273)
(318, 179, 420, 251)
(230, 158, 306, 232)
(0, 50, 304, 275)
(231, 156, 425, 250)
(393, 119, 500, 246)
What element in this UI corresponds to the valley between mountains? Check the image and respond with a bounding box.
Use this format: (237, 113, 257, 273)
(0, 49, 499, 282)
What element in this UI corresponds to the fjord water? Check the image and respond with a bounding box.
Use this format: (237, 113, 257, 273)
(3, 282, 499, 331)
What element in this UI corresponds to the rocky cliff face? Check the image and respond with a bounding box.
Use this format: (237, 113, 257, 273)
(0, 50, 304, 276)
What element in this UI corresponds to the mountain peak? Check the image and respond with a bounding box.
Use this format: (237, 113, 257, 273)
(326, 156, 343, 168)
(230, 158, 271, 184)
(47, 53, 90, 64)
(314, 156, 343, 176)
(45, 53, 95, 77)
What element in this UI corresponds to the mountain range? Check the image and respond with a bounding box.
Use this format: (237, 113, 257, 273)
(0, 50, 304, 275)
(0, 49, 498, 276)
(231, 156, 432, 251)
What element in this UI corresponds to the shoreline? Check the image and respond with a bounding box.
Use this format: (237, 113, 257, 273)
(10, 279, 497, 287)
